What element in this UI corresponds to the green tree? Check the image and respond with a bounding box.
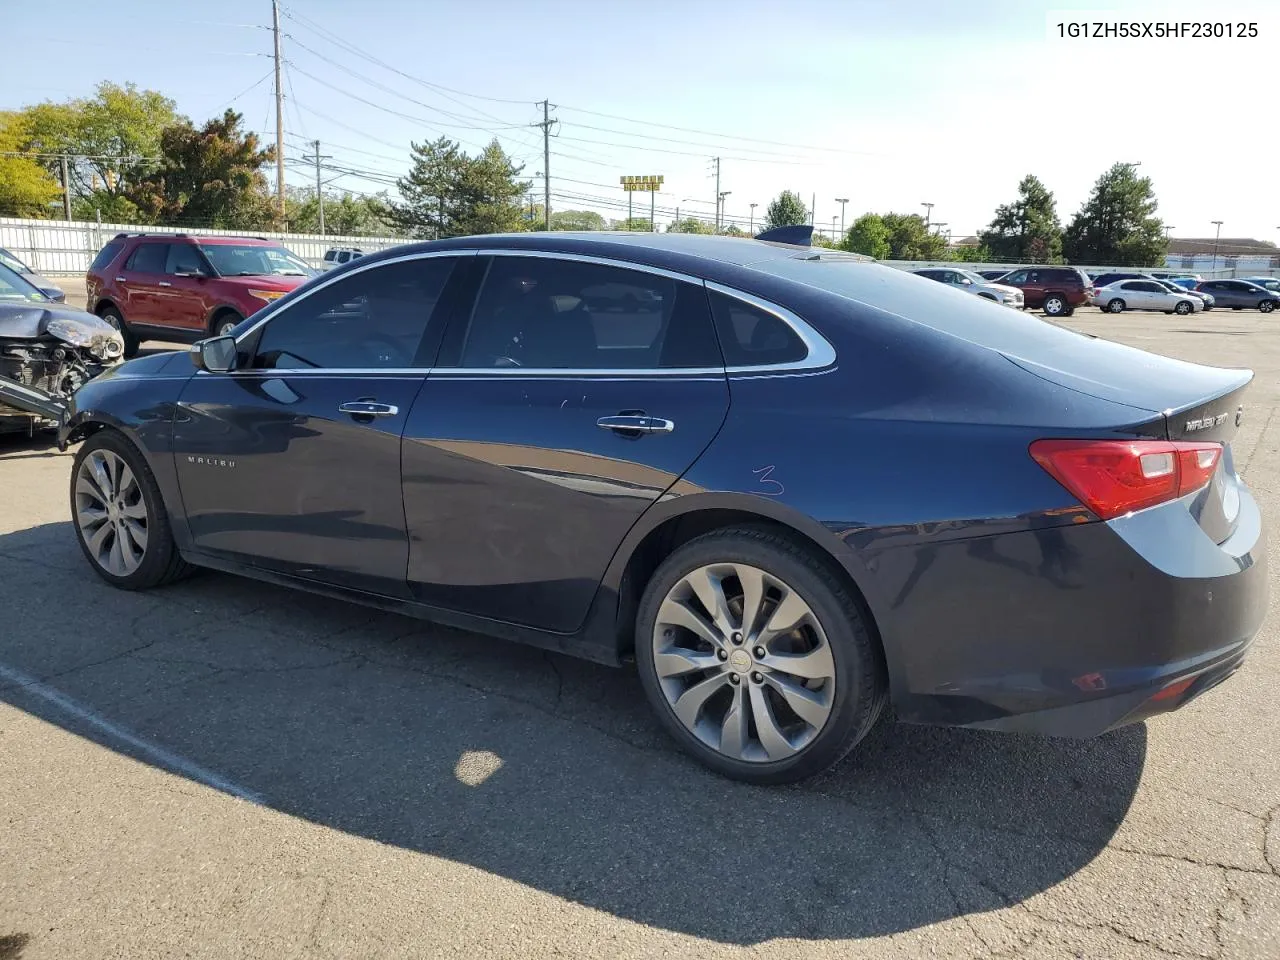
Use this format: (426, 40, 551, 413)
(127, 110, 274, 228)
(764, 190, 809, 230)
(549, 209, 606, 231)
(0, 112, 61, 216)
(1063, 163, 1166, 266)
(455, 139, 529, 235)
(612, 217, 654, 232)
(667, 217, 715, 234)
(285, 187, 396, 235)
(843, 213, 891, 258)
(394, 136, 465, 238)
(979, 174, 1063, 263)
(880, 212, 949, 260)
(19, 82, 179, 219)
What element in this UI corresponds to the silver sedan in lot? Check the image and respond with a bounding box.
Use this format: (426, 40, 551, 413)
(1092, 278, 1202, 315)
(912, 267, 1024, 308)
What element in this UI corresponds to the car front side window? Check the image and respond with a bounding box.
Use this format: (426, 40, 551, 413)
(251, 257, 457, 370)
(455, 256, 721, 370)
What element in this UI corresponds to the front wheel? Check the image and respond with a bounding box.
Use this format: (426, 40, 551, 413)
(1107, 298, 1126, 313)
(210, 311, 244, 337)
(1261, 300, 1277, 314)
(70, 430, 193, 590)
(1175, 300, 1193, 315)
(98, 306, 140, 358)
(635, 527, 886, 785)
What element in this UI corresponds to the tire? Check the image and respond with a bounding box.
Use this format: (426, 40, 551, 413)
(1261, 300, 1277, 314)
(69, 429, 193, 590)
(1107, 298, 1126, 313)
(210, 310, 244, 338)
(1174, 300, 1193, 315)
(1043, 294, 1068, 317)
(98, 305, 140, 358)
(635, 526, 886, 785)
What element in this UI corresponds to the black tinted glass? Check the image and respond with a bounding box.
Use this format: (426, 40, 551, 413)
(166, 245, 206, 275)
(254, 258, 456, 370)
(90, 240, 125, 272)
(459, 257, 720, 369)
(708, 290, 807, 367)
(126, 243, 169, 273)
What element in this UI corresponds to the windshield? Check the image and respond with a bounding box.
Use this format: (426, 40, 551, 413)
(199, 244, 315, 278)
(0, 247, 34, 275)
(957, 269, 987, 284)
(0, 261, 48, 302)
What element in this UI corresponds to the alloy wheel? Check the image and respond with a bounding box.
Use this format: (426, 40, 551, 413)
(74, 448, 149, 577)
(651, 562, 836, 762)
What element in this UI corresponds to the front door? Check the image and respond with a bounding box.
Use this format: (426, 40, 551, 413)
(402, 252, 730, 633)
(159, 243, 215, 334)
(117, 240, 172, 326)
(172, 254, 463, 597)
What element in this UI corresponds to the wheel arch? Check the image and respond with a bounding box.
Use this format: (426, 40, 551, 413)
(601, 492, 891, 681)
(94, 297, 121, 317)
(205, 304, 245, 332)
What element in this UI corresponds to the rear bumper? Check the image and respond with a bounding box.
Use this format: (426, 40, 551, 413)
(874, 484, 1268, 737)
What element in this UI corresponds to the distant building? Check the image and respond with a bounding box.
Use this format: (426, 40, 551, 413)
(1165, 237, 1279, 275)
(949, 235, 981, 249)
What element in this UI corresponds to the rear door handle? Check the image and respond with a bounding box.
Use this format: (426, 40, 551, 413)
(157, 281, 172, 287)
(115, 276, 126, 282)
(338, 401, 399, 418)
(596, 415, 675, 435)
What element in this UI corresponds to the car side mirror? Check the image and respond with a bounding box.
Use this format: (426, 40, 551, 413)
(190, 335, 238, 373)
(961, 278, 973, 285)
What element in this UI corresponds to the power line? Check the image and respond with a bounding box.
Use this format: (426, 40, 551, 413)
(209, 69, 275, 115)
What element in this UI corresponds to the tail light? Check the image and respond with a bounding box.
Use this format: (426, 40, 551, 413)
(1030, 439, 1222, 520)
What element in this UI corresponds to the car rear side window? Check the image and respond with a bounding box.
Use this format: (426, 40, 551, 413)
(456, 256, 721, 370)
(252, 257, 456, 370)
(708, 290, 807, 367)
(125, 243, 169, 273)
(90, 240, 125, 272)
(323, 250, 336, 262)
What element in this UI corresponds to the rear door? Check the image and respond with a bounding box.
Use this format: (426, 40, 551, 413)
(401, 252, 730, 633)
(117, 241, 171, 325)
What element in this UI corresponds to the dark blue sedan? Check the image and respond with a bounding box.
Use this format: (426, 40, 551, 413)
(59, 229, 1268, 784)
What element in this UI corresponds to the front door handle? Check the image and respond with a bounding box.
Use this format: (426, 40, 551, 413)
(115, 276, 126, 283)
(596, 415, 675, 435)
(339, 401, 399, 418)
(157, 281, 172, 287)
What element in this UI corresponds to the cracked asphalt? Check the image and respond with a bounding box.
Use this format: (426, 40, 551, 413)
(2, 306, 1278, 959)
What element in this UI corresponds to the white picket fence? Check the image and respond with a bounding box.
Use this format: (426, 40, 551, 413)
(0, 216, 407, 275)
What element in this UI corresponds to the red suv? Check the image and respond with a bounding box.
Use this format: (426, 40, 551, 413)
(990, 266, 1094, 318)
(86, 233, 315, 356)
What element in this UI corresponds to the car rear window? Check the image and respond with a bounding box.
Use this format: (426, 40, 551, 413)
(125, 243, 170, 273)
(90, 240, 125, 272)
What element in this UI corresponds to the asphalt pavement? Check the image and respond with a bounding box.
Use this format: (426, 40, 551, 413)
(0, 301, 1277, 959)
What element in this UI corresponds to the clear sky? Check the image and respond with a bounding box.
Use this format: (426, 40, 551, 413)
(5, 0, 1277, 242)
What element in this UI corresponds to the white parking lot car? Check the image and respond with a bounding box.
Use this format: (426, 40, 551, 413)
(321, 247, 365, 271)
(1092, 278, 1202, 315)
(912, 267, 1025, 308)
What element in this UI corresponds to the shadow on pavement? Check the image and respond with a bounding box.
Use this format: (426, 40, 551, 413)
(0, 519, 1146, 944)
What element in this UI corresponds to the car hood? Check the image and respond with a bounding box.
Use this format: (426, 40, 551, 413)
(982, 282, 1020, 296)
(214, 274, 310, 292)
(0, 301, 114, 340)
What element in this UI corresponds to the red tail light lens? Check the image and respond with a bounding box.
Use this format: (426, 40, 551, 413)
(1030, 439, 1222, 519)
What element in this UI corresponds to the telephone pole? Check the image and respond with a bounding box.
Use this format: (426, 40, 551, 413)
(749, 202, 757, 234)
(712, 157, 721, 233)
(302, 140, 332, 234)
(271, 0, 286, 224)
(835, 197, 849, 238)
(534, 100, 553, 231)
(59, 155, 72, 221)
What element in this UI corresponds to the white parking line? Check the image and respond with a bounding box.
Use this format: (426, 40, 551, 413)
(0, 662, 264, 805)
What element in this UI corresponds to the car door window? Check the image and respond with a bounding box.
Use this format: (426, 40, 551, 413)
(125, 243, 170, 273)
(252, 257, 457, 370)
(1003, 270, 1028, 284)
(456, 256, 721, 370)
(1119, 281, 1141, 291)
(323, 250, 336, 263)
(165, 244, 206, 276)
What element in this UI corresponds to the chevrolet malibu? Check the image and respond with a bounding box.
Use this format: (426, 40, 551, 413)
(59, 229, 1268, 784)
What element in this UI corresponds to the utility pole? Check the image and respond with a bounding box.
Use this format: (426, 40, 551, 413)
(1211, 220, 1223, 274)
(712, 157, 721, 233)
(535, 100, 553, 231)
(59, 154, 72, 221)
(749, 202, 757, 234)
(301, 140, 332, 235)
(650, 187, 655, 232)
(810, 192, 815, 226)
(272, 0, 286, 224)
(835, 197, 848, 238)
(719, 191, 731, 232)
(921, 201, 934, 229)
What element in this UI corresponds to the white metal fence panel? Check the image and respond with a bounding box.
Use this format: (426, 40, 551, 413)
(0, 217, 407, 275)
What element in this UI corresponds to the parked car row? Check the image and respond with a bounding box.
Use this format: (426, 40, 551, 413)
(917, 266, 1090, 317)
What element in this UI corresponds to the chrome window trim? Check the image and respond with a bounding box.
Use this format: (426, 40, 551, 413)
(222, 245, 837, 378)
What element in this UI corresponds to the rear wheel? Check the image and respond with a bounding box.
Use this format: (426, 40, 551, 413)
(98, 305, 140, 358)
(635, 527, 886, 785)
(1107, 298, 1126, 313)
(1043, 294, 1068, 317)
(70, 430, 192, 590)
(1261, 300, 1277, 314)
